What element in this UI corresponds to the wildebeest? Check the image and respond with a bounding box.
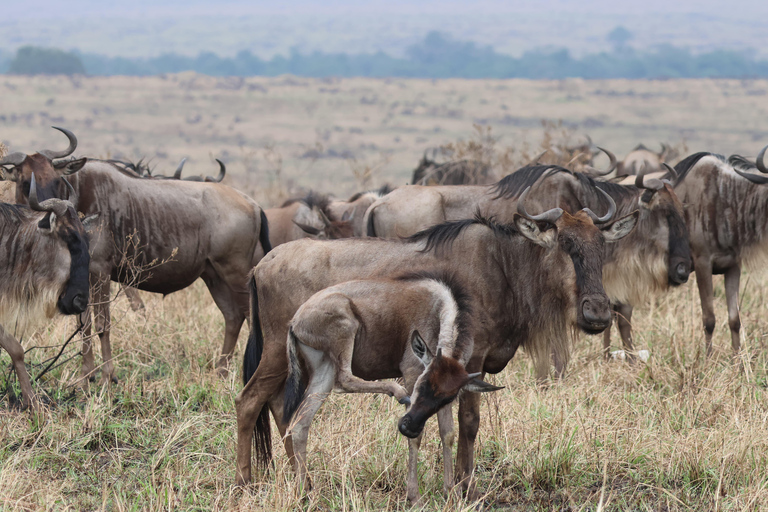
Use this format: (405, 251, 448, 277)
(0, 176, 92, 411)
(366, 163, 691, 367)
(282, 272, 500, 502)
(107, 157, 226, 182)
(235, 187, 638, 495)
(665, 146, 768, 355)
(1, 127, 271, 382)
(616, 143, 677, 178)
(411, 150, 494, 186)
(325, 184, 393, 237)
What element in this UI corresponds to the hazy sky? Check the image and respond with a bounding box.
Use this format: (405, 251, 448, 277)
(2, 1, 767, 58)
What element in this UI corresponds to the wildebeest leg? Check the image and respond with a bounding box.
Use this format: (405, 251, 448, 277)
(406, 431, 424, 505)
(455, 390, 481, 497)
(287, 347, 335, 493)
(121, 285, 145, 312)
(602, 314, 613, 361)
(724, 264, 741, 354)
(694, 258, 716, 356)
(0, 325, 37, 411)
(93, 275, 115, 384)
(202, 268, 247, 373)
(336, 345, 409, 402)
(615, 303, 635, 363)
(436, 405, 456, 498)
(79, 305, 96, 383)
(235, 345, 288, 485)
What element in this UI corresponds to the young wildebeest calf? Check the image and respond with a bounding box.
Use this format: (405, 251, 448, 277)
(0, 176, 92, 411)
(282, 273, 500, 502)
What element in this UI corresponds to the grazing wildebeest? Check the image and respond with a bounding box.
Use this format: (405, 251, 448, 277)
(235, 187, 638, 496)
(665, 147, 768, 355)
(282, 272, 501, 502)
(1, 128, 271, 382)
(366, 162, 691, 367)
(616, 143, 677, 178)
(0, 176, 91, 411)
(411, 150, 495, 186)
(325, 184, 393, 237)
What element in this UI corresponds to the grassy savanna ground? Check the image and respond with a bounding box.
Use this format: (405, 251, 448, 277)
(3, 76, 768, 510)
(2, 264, 768, 510)
(2, 75, 768, 205)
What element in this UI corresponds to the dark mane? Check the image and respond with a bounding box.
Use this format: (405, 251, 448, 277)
(491, 165, 571, 200)
(673, 152, 725, 183)
(0, 203, 30, 224)
(405, 213, 517, 255)
(395, 269, 474, 355)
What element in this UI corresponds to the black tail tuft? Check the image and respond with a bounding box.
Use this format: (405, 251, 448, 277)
(283, 327, 307, 424)
(366, 207, 377, 237)
(259, 208, 272, 255)
(242, 273, 272, 467)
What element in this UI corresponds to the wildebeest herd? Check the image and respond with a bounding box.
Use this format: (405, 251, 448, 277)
(1, 126, 768, 503)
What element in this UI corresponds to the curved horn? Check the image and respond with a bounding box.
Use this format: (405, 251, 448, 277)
(62, 177, 78, 207)
(584, 147, 617, 176)
(0, 152, 27, 167)
(38, 126, 77, 160)
(529, 149, 549, 164)
(756, 145, 768, 174)
(517, 186, 564, 224)
(205, 159, 226, 182)
(635, 168, 664, 191)
(28, 174, 71, 217)
(661, 162, 677, 181)
(581, 187, 617, 224)
(172, 158, 187, 179)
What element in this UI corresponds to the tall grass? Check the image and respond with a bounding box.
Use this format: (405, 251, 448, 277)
(1, 264, 768, 510)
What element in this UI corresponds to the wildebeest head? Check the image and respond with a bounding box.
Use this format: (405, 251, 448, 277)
(635, 165, 692, 286)
(27, 174, 92, 315)
(0, 127, 86, 203)
(397, 331, 503, 439)
(515, 186, 639, 334)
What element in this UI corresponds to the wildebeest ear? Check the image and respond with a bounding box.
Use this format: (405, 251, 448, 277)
(293, 221, 322, 236)
(463, 373, 505, 393)
(513, 214, 556, 248)
(601, 210, 639, 243)
(410, 330, 433, 365)
(341, 209, 353, 222)
(37, 212, 55, 233)
(54, 157, 87, 174)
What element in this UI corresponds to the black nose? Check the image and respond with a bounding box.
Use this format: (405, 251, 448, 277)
(398, 416, 421, 439)
(72, 293, 88, 312)
(676, 263, 690, 283)
(582, 299, 611, 330)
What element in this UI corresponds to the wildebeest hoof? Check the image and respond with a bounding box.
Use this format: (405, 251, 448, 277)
(88, 375, 96, 383)
(398, 396, 411, 406)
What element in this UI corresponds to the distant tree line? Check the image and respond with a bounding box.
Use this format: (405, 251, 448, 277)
(3, 31, 768, 79)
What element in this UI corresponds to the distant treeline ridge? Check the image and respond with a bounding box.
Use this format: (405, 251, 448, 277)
(3, 31, 768, 79)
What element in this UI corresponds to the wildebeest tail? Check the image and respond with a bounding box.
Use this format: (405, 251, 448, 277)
(259, 208, 272, 254)
(366, 207, 377, 237)
(242, 272, 272, 467)
(283, 326, 307, 424)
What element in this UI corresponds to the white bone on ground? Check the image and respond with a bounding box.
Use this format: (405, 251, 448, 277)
(610, 349, 650, 362)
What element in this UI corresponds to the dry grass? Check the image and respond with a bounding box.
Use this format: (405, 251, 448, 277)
(1, 257, 768, 510)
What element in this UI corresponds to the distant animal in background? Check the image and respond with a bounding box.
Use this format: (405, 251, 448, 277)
(411, 149, 494, 185)
(616, 143, 678, 178)
(326, 184, 393, 237)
